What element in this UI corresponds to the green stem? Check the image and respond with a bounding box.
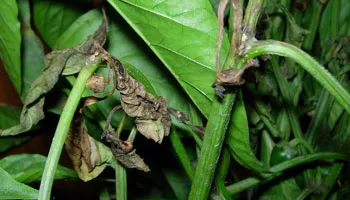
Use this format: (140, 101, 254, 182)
(302, 1, 323, 51)
(226, 177, 261, 194)
(320, 163, 344, 200)
(270, 56, 304, 139)
(226, 152, 348, 194)
(243, 0, 264, 35)
(115, 110, 127, 200)
(212, 148, 232, 199)
(289, 138, 314, 154)
(127, 126, 137, 142)
(169, 127, 195, 180)
(188, 92, 236, 200)
(240, 40, 350, 113)
(115, 161, 127, 200)
(38, 61, 100, 200)
(330, 0, 338, 39)
(296, 188, 314, 200)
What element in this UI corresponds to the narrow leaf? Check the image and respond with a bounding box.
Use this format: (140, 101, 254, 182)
(226, 92, 266, 172)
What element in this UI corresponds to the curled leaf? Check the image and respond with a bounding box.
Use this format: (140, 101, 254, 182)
(0, 11, 108, 136)
(109, 58, 171, 143)
(65, 107, 114, 182)
(110, 145, 150, 172)
(86, 74, 106, 93)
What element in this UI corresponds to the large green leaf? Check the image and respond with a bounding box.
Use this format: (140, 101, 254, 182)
(107, 0, 229, 117)
(33, 0, 85, 48)
(0, 166, 38, 199)
(18, 0, 45, 101)
(0, 0, 21, 93)
(0, 154, 77, 184)
(54, 9, 202, 126)
(226, 92, 266, 172)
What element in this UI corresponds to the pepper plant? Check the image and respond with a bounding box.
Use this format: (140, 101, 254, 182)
(0, 0, 349, 199)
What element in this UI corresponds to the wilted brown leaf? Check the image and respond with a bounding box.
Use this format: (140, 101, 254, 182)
(0, 11, 108, 136)
(111, 144, 150, 172)
(65, 105, 114, 182)
(108, 58, 171, 143)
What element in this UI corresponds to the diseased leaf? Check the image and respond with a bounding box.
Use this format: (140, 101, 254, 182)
(0, 166, 38, 199)
(18, 0, 45, 101)
(65, 108, 115, 182)
(0, 0, 22, 93)
(111, 148, 150, 172)
(107, 0, 229, 117)
(226, 92, 266, 172)
(33, 0, 85, 48)
(110, 58, 171, 143)
(0, 14, 108, 136)
(0, 154, 77, 184)
(53, 9, 202, 129)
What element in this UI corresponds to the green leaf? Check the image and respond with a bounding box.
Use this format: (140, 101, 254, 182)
(107, 0, 229, 117)
(319, 0, 350, 48)
(0, 154, 77, 184)
(54, 9, 103, 50)
(18, 0, 45, 102)
(0, 0, 22, 93)
(259, 178, 301, 200)
(0, 166, 38, 199)
(33, 0, 85, 48)
(226, 92, 266, 172)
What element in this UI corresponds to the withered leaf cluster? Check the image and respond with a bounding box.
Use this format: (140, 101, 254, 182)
(108, 59, 171, 143)
(65, 103, 114, 181)
(0, 10, 107, 136)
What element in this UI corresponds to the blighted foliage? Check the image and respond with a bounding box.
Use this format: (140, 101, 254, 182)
(107, 58, 171, 143)
(1, 8, 172, 176)
(65, 100, 115, 181)
(0, 9, 108, 137)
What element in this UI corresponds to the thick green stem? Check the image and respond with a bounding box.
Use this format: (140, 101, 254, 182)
(189, 93, 236, 200)
(240, 40, 350, 113)
(38, 62, 100, 200)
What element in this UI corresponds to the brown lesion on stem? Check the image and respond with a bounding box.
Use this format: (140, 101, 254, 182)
(213, 0, 259, 98)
